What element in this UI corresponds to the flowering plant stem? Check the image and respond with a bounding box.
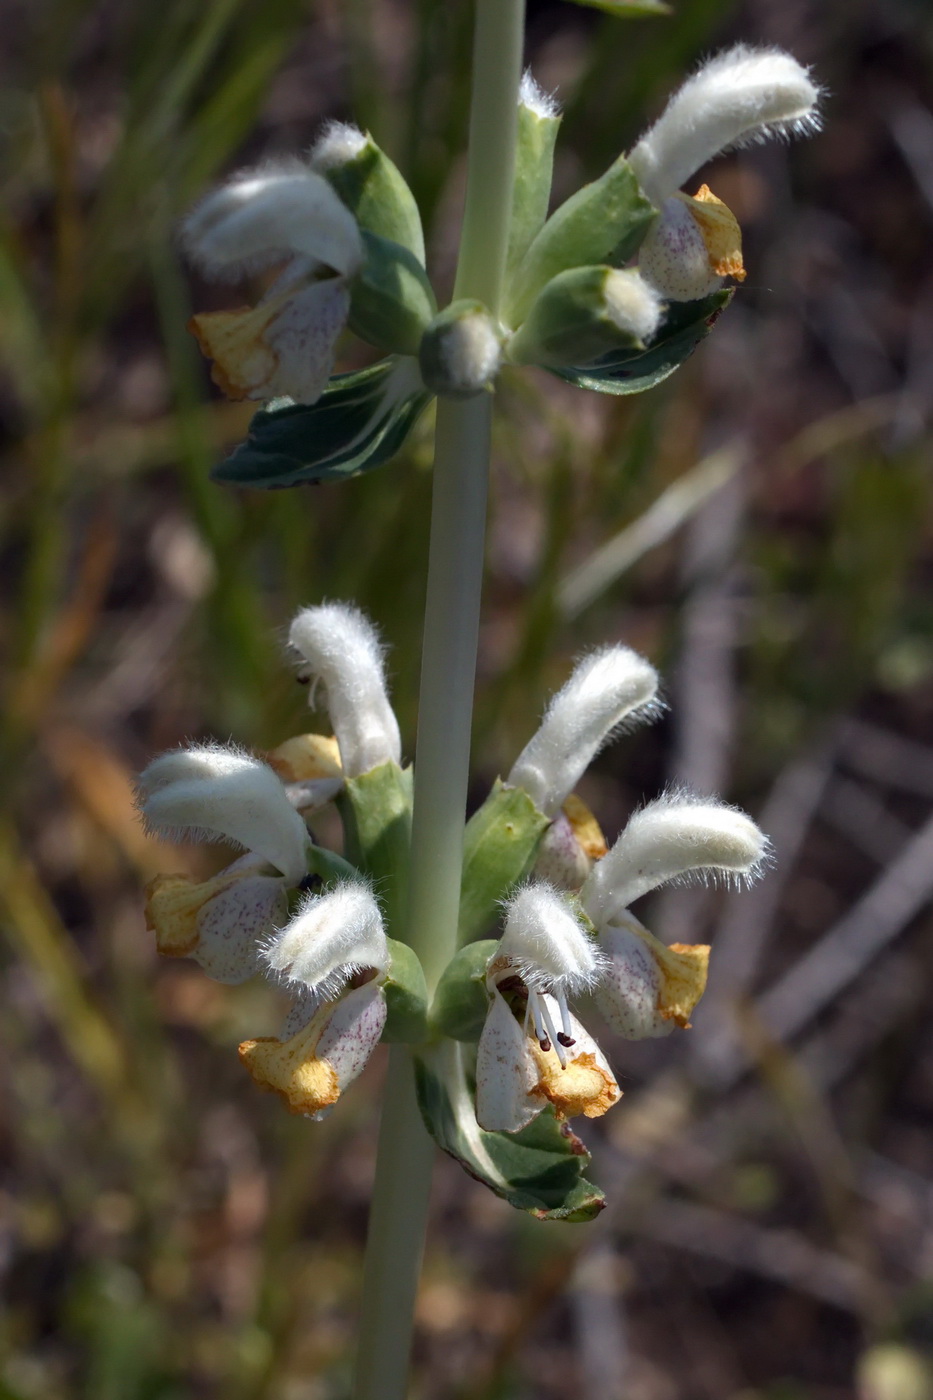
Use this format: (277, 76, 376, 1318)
(352, 2, 524, 1397)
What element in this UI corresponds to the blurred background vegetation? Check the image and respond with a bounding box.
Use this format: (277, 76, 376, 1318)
(2, 0, 933, 1396)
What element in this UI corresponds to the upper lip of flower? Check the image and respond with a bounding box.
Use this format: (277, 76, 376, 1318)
(627, 44, 822, 208)
(487, 882, 603, 1068)
(181, 162, 365, 406)
(136, 743, 311, 884)
(287, 602, 402, 778)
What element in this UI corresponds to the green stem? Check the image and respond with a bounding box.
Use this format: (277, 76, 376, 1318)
(352, 2, 524, 1397)
(353, 1049, 434, 1400)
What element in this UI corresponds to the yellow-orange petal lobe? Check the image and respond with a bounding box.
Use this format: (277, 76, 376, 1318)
(655, 939, 710, 1027)
(239, 1027, 341, 1116)
(530, 1044, 621, 1121)
(145, 869, 248, 958)
(562, 793, 608, 863)
(239, 982, 386, 1117)
(188, 305, 281, 401)
(265, 733, 343, 782)
(679, 184, 746, 282)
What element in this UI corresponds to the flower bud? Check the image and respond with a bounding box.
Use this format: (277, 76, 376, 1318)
(508, 646, 661, 817)
(418, 300, 502, 398)
(288, 603, 401, 778)
(508, 266, 662, 368)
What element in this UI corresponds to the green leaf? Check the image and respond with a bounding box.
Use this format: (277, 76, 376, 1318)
(431, 939, 498, 1042)
(563, 0, 671, 14)
(459, 780, 551, 944)
(382, 939, 429, 1044)
(551, 289, 732, 395)
(339, 761, 413, 937)
(211, 357, 433, 489)
(506, 156, 656, 324)
(415, 1042, 605, 1221)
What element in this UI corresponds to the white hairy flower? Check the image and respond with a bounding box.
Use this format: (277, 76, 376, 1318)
(241, 879, 389, 1119)
(508, 645, 661, 817)
(629, 46, 821, 302)
(581, 791, 769, 927)
(288, 603, 402, 778)
(138, 743, 310, 884)
(475, 883, 619, 1132)
(264, 880, 388, 1002)
(629, 45, 822, 207)
(182, 162, 363, 405)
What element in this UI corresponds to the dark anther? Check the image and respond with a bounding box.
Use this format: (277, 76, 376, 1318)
(539, 1037, 551, 1053)
(498, 975, 524, 993)
(557, 1032, 575, 1048)
(296, 673, 311, 685)
(297, 873, 322, 893)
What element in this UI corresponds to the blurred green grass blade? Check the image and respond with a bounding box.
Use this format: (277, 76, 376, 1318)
(562, 0, 672, 14)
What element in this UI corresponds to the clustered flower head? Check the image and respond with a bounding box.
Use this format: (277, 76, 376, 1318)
(179, 46, 820, 490)
(138, 604, 768, 1153)
(138, 604, 402, 1116)
(473, 654, 768, 1134)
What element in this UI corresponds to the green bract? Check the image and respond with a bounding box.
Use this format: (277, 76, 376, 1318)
(319, 132, 426, 264)
(506, 156, 657, 324)
(382, 939, 429, 1043)
(551, 289, 732, 395)
(506, 91, 562, 277)
(458, 779, 550, 944)
(304, 844, 363, 889)
(210, 358, 432, 489)
(348, 231, 437, 356)
(415, 1042, 605, 1221)
(430, 939, 497, 1042)
(340, 761, 414, 936)
(508, 264, 647, 368)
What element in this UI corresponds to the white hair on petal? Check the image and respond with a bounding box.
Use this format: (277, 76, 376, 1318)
(263, 880, 388, 1001)
(603, 270, 664, 343)
(629, 45, 822, 205)
(137, 743, 310, 884)
(309, 120, 370, 171)
(582, 787, 770, 924)
(288, 602, 401, 778)
(508, 645, 662, 816)
(496, 882, 603, 996)
(180, 162, 363, 280)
